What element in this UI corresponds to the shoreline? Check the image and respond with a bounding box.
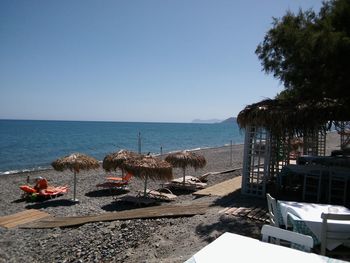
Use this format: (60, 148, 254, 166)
(0, 143, 244, 176)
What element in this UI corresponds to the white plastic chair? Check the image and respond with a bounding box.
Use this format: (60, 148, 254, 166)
(320, 213, 350, 256)
(266, 193, 279, 227)
(302, 169, 322, 202)
(328, 169, 348, 205)
(261, 224, 314, 252)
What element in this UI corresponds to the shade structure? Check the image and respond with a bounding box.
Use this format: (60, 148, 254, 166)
(165, 151, 206, 184)
(237, 98, 350, 137)
(123, 155, 173, 196)
(51, 153, 99, 202)
(102, 150, 142, 172)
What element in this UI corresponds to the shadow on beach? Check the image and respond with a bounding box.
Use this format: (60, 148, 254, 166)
(85, 188, 129, 198)
(11, 198, 27, 203)
(195, 191, 266, 242)
(101, 198, 161, 212)
(195, 212, 263, 243)
(167, 188, 197, 196)
(25, 199, 76, 209)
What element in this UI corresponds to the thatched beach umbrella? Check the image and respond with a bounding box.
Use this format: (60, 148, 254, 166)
(123, 155, 173, 196)
(102, 149, 142, 173)
(51, 153, 99, 202)
(165, 151, 206, 184)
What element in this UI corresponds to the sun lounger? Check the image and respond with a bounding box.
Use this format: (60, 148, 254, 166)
(165, 176, 207, 191)
(96, 181, 129, 189)
(145, 188, 177, 201)
(96, 172, 132, 189)
(118, 188, 177, 206)
(20, 185, 69, 199)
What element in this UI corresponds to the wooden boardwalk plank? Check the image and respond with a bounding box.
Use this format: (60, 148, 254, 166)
(251, 209, 267, 221)
(237, 207, 254, 217)
(225, 207, 239, 214)
(218, 207, 231, 214)
(234, 207, 252, 217)
(0, 209, 39, 226)
(193, 176, 242, 197)
(0, 209, 51, 229)
(4, 212, 51, 229)
(230, 207, 245, 216)
(22, 202, 210, 229)
(258, 213, 270, 223)
(223, 205, 268, 223)
(247, 207, 263, 219)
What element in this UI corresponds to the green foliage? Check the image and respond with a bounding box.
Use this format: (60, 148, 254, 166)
(256, 0, 350, 103)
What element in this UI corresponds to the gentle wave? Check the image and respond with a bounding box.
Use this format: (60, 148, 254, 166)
(0, 144, 243, 176)
(0, 166, 52, 176)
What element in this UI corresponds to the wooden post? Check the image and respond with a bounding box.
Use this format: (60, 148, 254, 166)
(144, 175, 148, 197)
(230, 140, 233, 165)
(138, 132, 141, 154)
(182, 168, 186, 184)
(73, 171, 77, 202)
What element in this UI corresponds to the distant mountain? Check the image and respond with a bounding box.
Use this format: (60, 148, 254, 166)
(221, 117, 237, 123)
(191, 119, 222, 124)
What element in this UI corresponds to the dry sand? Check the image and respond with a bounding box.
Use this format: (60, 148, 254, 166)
(0, 132, 341, 263)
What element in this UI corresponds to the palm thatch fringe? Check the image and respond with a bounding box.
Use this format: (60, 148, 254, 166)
(102, 150, 142, 172)
(123, 156, 173, 181)
(165, 151, 206, 170)
(51, 153, 99, 173)
(237, 98, 350, 136)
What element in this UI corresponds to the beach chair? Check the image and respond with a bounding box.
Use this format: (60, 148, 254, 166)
(96, 172, 132, 190)
(266, 193, 280, 227)
(261, 224, 314, 252)
(320, 213, 350, 257)
(20, 185, 69, 200)
(119, 188, 177, 206)
(144, 188, 177, 202)
(165, 176, 207, 191)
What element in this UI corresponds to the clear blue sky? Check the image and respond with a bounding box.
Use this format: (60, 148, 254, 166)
(0, 0, 323, 123)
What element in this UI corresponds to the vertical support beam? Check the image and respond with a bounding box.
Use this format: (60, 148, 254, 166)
(241, 126, 252, 195)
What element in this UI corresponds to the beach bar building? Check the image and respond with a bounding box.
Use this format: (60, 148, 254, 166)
(236, 98, 350, 200)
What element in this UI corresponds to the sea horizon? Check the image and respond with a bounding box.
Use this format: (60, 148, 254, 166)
(0, 118, 233, 124)
(0, 119, 244, 175)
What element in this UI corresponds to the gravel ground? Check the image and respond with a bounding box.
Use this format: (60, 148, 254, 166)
(0, 132, 340, 262)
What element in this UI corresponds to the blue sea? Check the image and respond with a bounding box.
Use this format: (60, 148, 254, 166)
(0, 119, 244, 175)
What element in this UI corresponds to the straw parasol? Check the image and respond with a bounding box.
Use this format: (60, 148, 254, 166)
(102, 149, 142, 173)
(51, 153, 99, 202)
(123, 155, 173, 196)
(165, 151, 206, 184)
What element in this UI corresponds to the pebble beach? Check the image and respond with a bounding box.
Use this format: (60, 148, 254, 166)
(0, 132, 341, 263)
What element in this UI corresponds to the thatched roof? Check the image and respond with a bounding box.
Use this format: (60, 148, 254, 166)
(237, 98, 350, 136)
(102, 150, 142, 172)
(165, 151, 206, 170)
(51, 153, 99, 173)
(123, 155, 173, 181)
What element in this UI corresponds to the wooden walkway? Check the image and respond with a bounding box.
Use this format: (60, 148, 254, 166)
(192, 176, 242, 197)
(219, 205, 269, 223)
(0, 209, 51, 229)
(22, 202, 210, 229)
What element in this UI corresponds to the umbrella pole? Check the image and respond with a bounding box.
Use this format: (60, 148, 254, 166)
(183, 168, 186, 184)
(73, 171, 77, 201)
(144, 175, 148, 197)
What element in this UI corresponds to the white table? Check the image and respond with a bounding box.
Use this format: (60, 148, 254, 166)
(185, 232, 346, 263)
(278, 201, 350, 250)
